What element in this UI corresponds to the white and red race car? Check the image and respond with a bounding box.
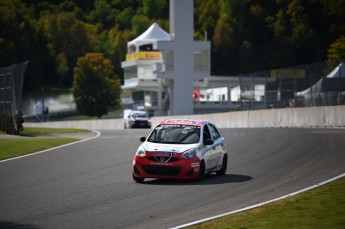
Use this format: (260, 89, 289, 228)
(132, 119, 228, 182)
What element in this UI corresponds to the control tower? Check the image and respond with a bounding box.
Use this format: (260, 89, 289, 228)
(156, 0, 210, 115)
(121, 0, 210, 116)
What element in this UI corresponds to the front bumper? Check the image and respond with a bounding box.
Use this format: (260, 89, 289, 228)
(130, 120, 151, 128)
(132, 153, 201, 180)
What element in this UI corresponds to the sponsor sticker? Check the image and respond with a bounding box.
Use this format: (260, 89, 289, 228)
(191, 162, 200, 167)
(153, 152, 174, 157)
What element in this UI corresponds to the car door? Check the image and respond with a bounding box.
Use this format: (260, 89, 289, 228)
(202, 124, 218, 171)
(208, 123, 224, 171)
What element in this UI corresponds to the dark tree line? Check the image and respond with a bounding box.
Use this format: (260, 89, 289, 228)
(0, 0, 344, 92)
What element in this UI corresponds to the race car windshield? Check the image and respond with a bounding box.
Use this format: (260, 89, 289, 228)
(148, 125, 200, 144)
(131, 113, 148, 118)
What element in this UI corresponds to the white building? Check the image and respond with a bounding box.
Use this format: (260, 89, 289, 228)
(121, 22, 171, 116)
(121, 0, 271, 116)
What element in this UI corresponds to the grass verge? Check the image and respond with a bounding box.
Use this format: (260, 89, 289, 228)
(0, 138, 79, 160)
(23, 127, 91, 135)
(0, 127, 91, 160)
(188, 176, 345, 229)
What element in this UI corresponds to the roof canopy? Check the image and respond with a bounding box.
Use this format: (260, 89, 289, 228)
(297, 62, 345, 97)
(326, 62, 345, 78)
(128, 23, 170, 48)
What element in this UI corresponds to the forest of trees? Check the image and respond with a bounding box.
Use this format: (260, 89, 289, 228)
(1, 0, 345, 93)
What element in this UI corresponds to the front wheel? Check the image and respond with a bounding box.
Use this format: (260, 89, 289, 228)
(216, 154, 228, 176)
(132, 173, 144, 183)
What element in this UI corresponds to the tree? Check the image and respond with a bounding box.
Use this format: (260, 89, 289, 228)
(72, 53, 121, 118)
(105, 29, 134, 81)
(195, 0, 220, 40)
(212, 12, 234, 75)
(2, 0, 345, 92)
(286, 0, 316, 64)
(36, 12, 99, 86)
(0, 0, 47, 90)
(131, 14, 151, 36)
(327, 36, 345, 69)
(87, 0, 117, 29)
(116, 7, 135, 30)
(143, 0, 168, 20)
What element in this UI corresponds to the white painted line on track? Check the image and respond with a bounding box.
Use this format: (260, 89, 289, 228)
(171, 172, 345, 229)
(0, 130, 101, 163)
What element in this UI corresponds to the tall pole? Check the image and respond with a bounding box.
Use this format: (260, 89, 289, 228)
(41, 87, 44, 122)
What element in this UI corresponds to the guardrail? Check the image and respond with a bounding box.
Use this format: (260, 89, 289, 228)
(24, 106, 345, 130)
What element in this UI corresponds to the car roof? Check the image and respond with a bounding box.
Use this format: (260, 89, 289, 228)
(159, 119, 209, 127)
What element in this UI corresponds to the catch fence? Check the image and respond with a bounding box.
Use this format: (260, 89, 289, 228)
(0, 61, 29, 135)
(193, 61, 345, 113)
(238, 61, 345, 110)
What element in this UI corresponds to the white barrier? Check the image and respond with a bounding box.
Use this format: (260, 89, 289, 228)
(25, 106, 345, 130)
(152, 106, 345, 128)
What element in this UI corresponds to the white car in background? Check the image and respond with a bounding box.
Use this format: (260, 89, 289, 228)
(123, 110, 151, 129)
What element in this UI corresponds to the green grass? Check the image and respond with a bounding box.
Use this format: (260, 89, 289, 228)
(0, 138, 79, 160)
(0, 127, 91, 160)
(189, 176, 345, 229)
(23, 127, 91, 135)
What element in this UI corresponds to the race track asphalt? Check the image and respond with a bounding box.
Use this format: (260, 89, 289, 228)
(0, 128, 345, 229)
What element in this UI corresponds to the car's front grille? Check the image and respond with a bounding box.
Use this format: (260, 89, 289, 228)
(135, 120, 148, 125)
(147, 156, 179, 162)
(142, 165, 182, 176)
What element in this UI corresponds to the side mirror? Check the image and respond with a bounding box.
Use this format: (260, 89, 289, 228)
(140, 137, 146, 142)
(204, 139, 214, 145)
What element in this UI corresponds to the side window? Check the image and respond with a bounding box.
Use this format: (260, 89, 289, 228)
(208, 124, 220, 140)
(203, 124, 211, 144)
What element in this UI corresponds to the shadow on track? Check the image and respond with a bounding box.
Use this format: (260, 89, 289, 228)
(141, 174, 253, 186)
(0, 221, 42, 229)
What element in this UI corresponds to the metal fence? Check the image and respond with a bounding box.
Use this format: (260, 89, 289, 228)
(0, 61, 29, 135)
(238, 61, 345, 109)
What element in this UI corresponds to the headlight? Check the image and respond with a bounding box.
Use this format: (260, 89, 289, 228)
(135, 146, 146, 157)
(181, 148, 196, 159)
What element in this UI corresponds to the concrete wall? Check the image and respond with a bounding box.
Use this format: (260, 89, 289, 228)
(25, 106, 345, 130)
(152, 106, 345, 128)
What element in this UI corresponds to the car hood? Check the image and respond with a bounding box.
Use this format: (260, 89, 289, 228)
(141, 142, 198, 153)
(134, 117, 149, 121)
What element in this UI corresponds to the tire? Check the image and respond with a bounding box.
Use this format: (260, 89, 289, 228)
(197, 161, 205, 181)
(216, 154, 228, 176)
(132, 173, 144, 183)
